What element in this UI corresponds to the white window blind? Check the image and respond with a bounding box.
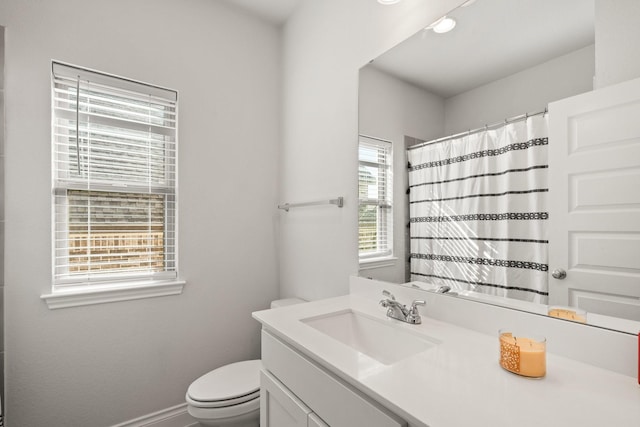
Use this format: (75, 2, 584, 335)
(52, 62, 178, 287)
(358, 135, 393, 260)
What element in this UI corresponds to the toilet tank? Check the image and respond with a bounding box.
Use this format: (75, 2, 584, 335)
(270, 298, 305, 309)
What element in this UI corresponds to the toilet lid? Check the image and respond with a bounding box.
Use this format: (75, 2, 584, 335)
(187, 360, 261, 404)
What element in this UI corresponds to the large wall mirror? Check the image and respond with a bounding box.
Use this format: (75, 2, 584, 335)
(358, 0, 640, 334)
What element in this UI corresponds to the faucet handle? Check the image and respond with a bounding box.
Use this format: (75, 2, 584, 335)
(382, 290, 396, 300)
(410, 300, 426, 310)
(406, 300, 426, 324)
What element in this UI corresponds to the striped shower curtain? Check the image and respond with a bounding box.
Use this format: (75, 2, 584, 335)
(407, 114, 549, 304)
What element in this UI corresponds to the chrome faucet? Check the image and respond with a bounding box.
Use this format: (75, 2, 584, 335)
(379, 290, 426, 324)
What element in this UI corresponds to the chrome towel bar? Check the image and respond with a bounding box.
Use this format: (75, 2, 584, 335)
(278, 197, 344, 212)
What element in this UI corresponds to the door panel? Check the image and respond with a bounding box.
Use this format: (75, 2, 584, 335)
(548, 77, 640, 321)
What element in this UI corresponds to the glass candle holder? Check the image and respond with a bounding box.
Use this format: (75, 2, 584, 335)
(547, 306, 587, 323)
(499, 330, 546, 378)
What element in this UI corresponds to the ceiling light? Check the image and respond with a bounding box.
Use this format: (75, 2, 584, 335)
(431, 16, 456, 33)
(378, 0, 401, 5)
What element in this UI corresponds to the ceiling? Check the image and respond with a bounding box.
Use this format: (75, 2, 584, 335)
(370, 0, 595, 98)
(219, 0, 300, 24)
(218, 0, 596, 98)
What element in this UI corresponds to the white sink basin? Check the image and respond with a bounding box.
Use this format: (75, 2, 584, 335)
(301, 309, 439, 365)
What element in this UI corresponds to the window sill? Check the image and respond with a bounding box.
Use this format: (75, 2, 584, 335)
(359, 256, 398, 270)
(41, 279, 186, 309)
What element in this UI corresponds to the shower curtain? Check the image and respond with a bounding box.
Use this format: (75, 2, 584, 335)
(407, 114, 549, 304)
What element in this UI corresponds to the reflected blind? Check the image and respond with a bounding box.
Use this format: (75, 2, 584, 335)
(52, 62, 178, 287)
(358, 136, 393, 260)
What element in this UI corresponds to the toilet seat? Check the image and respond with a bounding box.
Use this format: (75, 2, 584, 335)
(187, 389, 259, 408)
(187, 395, 260, 421)
(186, 360, 261, 409)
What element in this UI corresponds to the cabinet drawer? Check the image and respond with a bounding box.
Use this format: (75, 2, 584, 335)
(262, 330, 406, 427)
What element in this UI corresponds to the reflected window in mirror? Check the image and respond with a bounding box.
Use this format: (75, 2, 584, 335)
(358, 135, 393, 262)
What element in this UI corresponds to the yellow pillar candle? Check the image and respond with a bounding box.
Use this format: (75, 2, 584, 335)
(499, 331, 546, 378)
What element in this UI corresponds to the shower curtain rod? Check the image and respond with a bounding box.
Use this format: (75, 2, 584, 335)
(408, 108, 547, 151)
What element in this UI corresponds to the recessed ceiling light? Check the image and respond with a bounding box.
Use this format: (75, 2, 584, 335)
(431, 16, 456, 33)
(378, 0, 401, 5)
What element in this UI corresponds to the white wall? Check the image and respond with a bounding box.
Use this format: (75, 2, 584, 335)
(358, 66, 444, 283)
(359, 66, 445, 144)
(595, 0, 640, 88)
(444, 44, 595, 135)
(279, 0, 463, 301)
(0, 0, 280, 425)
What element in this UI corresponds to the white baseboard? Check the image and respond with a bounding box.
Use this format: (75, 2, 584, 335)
(112, 403, 199, 427)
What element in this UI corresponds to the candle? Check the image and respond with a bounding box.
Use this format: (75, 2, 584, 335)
(499, 331, 546, 378)
(548, 306, 587, 323)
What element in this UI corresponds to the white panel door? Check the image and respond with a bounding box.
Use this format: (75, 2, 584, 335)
(548, 77, 640, 321)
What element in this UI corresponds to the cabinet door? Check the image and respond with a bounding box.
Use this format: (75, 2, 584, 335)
(308, 413, 329, 427)
(261, 369, 311, 427)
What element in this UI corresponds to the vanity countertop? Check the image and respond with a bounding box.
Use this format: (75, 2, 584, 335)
(253, 294, 640, 427)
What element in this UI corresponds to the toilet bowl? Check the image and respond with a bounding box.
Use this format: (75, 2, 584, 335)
(186, 298, 305, 427)
(186, 360, 261, 427)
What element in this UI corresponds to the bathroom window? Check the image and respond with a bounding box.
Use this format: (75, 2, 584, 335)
(358, 136, 393, 261)
(50, 62, 179, 294)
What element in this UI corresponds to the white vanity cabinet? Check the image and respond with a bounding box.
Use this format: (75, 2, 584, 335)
(260, 368, 331, 427)
(260, 369, 314, 427)
(260, 330, 407, 427)
(308, 413, 329, 427)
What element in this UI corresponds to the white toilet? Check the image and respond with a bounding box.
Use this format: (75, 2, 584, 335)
(186, 298, 305, 427)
